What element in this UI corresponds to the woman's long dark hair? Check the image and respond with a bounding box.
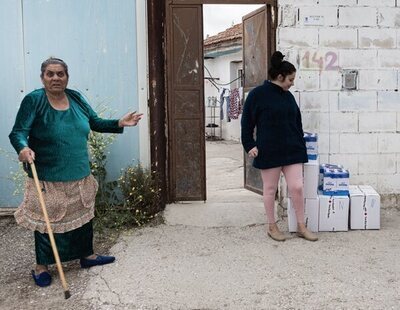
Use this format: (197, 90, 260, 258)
(268, 51, 296, 80)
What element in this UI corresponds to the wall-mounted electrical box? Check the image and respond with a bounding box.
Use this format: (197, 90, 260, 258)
(342, 70, 358, 90)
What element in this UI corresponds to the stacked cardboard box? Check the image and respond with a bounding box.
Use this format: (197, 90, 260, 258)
(287, 134, 320, 232)
(286, 132, 380, 232)
(349, 185, 380, 230)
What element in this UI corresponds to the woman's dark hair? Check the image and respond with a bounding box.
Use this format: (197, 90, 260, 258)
(40, 57, 69, 78)
(268, 51, 296, 80)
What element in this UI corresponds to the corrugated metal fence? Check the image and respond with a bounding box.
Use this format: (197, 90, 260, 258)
(0, 0, 139, 208)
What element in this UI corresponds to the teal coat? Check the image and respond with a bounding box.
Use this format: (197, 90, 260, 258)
(9, 88, 123, 181)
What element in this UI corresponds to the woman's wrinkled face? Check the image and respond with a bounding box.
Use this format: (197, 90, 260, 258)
(279, 72, 296, 91)
(41, 64, 68, 94)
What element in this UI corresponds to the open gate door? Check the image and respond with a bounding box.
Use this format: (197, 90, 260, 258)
(166, 4, 206, 201)
(242, 3, 276, 195)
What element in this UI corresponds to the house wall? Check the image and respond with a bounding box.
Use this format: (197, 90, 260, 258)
(278, 1, 400, 196)
(204, 51, 242, 141)
(0, 0, 148, 207)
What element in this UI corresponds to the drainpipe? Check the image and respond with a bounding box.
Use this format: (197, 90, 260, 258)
(147, 0, 167, 206)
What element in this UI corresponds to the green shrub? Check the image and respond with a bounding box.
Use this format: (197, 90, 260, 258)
(94, 164, 163, 230)
(118, 164, 163, 226)
(0, 148, 26, 196)
(88, 105, 163, 231)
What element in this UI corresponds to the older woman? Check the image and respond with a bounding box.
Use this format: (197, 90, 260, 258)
(9, 57, 142, 287)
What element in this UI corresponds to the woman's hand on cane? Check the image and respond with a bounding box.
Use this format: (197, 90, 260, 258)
(19, 147, 35, 163)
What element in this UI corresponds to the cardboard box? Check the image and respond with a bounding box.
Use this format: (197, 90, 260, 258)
(349, 186, 365, 230)
(287, 197, 319, 232)
(304, 159, 319, 199)
(350, 185, 380, 230)
(318, 194, 349, 231)
(304, 132, 318, 160)
(287, 158, 319, 199)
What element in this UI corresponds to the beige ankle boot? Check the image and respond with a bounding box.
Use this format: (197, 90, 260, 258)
(297, 229, 318, 242)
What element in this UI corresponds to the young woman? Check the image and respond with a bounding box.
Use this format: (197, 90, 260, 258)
(241, 51, 318, 242)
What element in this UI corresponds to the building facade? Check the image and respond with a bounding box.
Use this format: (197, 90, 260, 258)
(0, 0, 149, 207)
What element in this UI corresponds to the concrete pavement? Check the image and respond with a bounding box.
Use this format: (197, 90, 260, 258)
(2, 140, 398, 309)
(80, 141, 400, 309)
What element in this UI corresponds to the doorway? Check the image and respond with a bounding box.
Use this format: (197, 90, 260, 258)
(203, 4, 264, 202)
(165, 0, 276, 202)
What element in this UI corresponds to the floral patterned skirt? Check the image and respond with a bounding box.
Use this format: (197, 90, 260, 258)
(14, 174, 98, 234)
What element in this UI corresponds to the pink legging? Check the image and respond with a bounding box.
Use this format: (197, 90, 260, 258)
(261, 163, 304, 224)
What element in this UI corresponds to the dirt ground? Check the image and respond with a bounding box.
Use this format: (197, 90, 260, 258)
(0, 216, 118, 310)
(1, 141, 399, 309)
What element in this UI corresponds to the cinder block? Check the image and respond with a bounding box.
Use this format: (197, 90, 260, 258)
(320, 28, 357, 48)
(398, 30, 400, 48)
(299, 91, 330, 111)
(329, 112, 358, 132)
(279, 48, 298, 66)
(317, 133, 340, 153)
(378, 91, 400, 111)
(358, 0, 395, 5)
(339, 7, 377, 26)
(378, 8, 400, 27)
(278, 0, 316, 4)
(330, 133, 340, 153)
(377, 174, 400, 193)
(351, 174, 378, 189)
(301, 112, 330, 132)
(280, 5, 296, 27)
(298, 6, 338, 26)
(398, 153, 400, 173)
(329, 154, 359, 174)
(340, 133, 378, 153)
(378, 50, 400, 68)
(358, 70, 398, 90)
(359, 154, 396, 174)
(359, 28, 396, 48)
(318, 0, 356, 4)
(317, 133, 329, 153)
(320, 71, 342, 91)
(378, 133, 400, 152)
(327, 91, 339, 111)
(318, 154, 329, 164)
(398, 112, 400, 131)
(279, 28, 319, 48)
(339, 91, 377, 111)
(339, 49, 377, 69)
(359, 112, 396, 132)
(292, 70, 319, 90)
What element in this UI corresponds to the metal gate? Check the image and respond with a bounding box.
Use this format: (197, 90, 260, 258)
(166, 4, 206, 201)
(242, 4, 276, 195)
(165, 0, 276, 201)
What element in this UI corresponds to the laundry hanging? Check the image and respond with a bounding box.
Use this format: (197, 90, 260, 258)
(228, 88, 240, 119)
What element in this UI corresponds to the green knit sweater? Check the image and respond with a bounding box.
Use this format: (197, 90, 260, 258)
(9, 88, 123, 181)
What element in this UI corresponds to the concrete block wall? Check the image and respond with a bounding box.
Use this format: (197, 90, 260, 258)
(278, 1, 400, 200)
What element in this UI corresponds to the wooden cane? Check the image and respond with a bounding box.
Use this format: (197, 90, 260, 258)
(30, 161, 71, 299)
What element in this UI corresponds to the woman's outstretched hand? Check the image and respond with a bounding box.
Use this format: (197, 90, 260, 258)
(248, 146, 258, 158)
(118, 111, 143, 127)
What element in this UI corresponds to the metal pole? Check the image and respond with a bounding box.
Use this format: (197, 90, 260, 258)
(147, 0, 167, 205)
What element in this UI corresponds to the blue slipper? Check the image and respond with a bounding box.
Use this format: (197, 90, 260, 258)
(31, 270, 52, 287)
(80, 255, 115, 268)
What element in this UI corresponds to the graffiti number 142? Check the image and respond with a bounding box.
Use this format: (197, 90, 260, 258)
(301, 51, 339, 71)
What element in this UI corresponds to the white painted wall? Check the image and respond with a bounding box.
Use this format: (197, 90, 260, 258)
(136, 0, 150, 168)
(278, 1, 400, 195)
(204, 51, 242, 142)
